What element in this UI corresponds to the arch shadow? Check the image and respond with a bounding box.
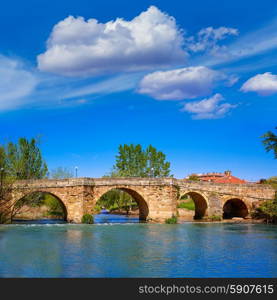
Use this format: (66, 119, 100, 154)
(223, 198, 248, 219)
(96, 187, 149, 221)
(12, 191, 68, 221)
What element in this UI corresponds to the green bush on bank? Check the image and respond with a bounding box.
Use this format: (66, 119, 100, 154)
(81, 214, 94, 224)
(252, 192, 277, 223)
(207, 215, 222, 221)
(165, 215, 178, 224)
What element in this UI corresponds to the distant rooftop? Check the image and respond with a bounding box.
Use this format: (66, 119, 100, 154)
(185, 170, 248, 184)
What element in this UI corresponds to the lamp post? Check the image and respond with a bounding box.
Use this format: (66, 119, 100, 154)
(75, 166, 78, 178)
(151, 167, 154, 178)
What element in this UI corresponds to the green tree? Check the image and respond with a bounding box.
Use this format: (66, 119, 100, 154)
(113, 144, 172, 177)
(0, 150, 15, 223)
(97, 189, 119, 210)
(51, 167, 73, 179)
(253, 192, 277, 223)
(5, 138, 48, 179)
(262, 127, 277, 159)
(0, 138, 48, 223)
(114, 144, 146, 177)
(0, 146, 6, 171)
(145, 145, 171, 177)
(97, 189, 136, 215)
(0, 176, 14, 223)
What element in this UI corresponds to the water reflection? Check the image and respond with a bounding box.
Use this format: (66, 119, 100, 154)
(94, 213, 140, 224)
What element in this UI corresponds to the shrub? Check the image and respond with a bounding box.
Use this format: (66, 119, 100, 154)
(165, 215, 178, 224)
(81, 214, 94, 224)
(208, 215, 222, 221)
(93, 205, 101, 214)
(252, 193, 277, 223)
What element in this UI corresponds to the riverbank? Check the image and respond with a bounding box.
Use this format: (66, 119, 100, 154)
(14, 205, 64, 220)
(109, 211, 269, 224)
(179, 218, 267, 224)
(109, 209, 139, 216)
(177, 208, 270, 224)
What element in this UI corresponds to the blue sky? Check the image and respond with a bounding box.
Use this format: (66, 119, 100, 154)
(0, 0, 276, 180)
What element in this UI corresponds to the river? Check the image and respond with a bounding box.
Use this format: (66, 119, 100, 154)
(0, 214, 277, 277)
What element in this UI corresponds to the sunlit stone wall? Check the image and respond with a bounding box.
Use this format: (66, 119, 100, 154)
(11, 178, 275, 223)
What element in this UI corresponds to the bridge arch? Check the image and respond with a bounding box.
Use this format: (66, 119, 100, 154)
(12, 191, 68, 221)
(95, 187, 149, 220)
(223, 198, 248, 219)
(180, 191, 208, 219)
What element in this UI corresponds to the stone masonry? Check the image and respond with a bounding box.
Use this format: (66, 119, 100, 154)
(10, 177, 275, 223)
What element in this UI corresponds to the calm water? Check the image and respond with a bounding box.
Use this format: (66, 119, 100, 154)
(0, 217, 277, 277)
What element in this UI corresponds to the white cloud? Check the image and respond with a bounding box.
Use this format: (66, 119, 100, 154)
(186, 26, 238, 54)
(37, 6, 186, 77)
(180, 93, 236, 119)
(241, 72, 277, 96)
(137, 66, 226, 100)
(0, 55, 37, 111)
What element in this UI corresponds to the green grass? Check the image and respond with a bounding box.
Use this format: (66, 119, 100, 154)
(177, 199, 195, 210)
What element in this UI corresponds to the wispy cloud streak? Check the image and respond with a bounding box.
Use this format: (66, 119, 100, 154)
(193, 18, 277, 68)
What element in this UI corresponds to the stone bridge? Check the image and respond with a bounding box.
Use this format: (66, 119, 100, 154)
(11, 177, 275, 223)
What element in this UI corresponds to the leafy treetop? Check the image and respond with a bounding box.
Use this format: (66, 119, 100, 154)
(111, 144, 172, 177)
(262, 127, 277, 159)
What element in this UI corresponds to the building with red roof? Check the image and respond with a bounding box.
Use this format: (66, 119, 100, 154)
(185, 170, 248, 184)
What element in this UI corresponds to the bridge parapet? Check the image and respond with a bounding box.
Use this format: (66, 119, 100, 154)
(14, 177, 177, 189)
